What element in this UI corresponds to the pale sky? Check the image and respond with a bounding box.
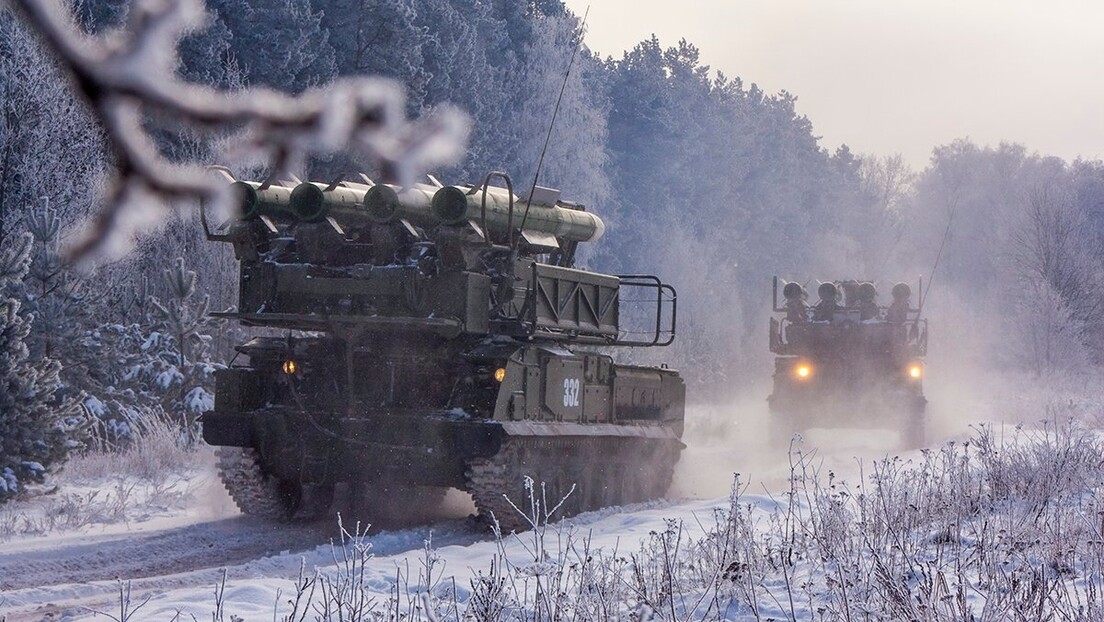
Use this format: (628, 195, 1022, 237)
(563, 0, 1104, 168)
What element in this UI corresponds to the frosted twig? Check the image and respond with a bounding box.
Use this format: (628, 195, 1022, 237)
(7, 0, 469, 261)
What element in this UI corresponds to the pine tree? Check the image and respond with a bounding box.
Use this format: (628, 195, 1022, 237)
(0, 233, 83, 501)
(148, 258, 218, 437)
(23, 199, 90, 368)
(320, 0, 430, 104)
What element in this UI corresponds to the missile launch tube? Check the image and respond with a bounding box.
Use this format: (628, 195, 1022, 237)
(286, 181, 443, 227)
(431, 186, 605, 242)
(289, 182, 371, 225)
(231, 181, 297, 221)
(363, 184, 440, 225)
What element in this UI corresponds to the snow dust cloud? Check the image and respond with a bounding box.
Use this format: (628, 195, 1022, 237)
(654, 138, 1104, 501)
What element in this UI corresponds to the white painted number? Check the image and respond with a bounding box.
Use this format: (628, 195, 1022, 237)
(563, 378, 581, 408)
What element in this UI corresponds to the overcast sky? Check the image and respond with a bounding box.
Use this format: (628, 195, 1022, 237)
(562, 0, 1104, 168)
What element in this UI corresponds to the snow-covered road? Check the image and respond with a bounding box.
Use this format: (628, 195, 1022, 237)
(0, 517, 328, 593)
(0, 513, 495, 621)
(0, 392, 1008, 621)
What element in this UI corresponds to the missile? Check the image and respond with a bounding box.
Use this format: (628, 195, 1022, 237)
(231, 180, 297, 221)
(362, 184, 440, 225)
(431, 186, 605, 243)
(289, 182, 371, 226)
(286, 181, 443, 228)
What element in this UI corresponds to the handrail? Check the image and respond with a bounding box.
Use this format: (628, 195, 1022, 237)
(614, 274, 677, 347)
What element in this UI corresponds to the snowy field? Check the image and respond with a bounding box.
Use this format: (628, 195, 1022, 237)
(2, 377, 1104, 621)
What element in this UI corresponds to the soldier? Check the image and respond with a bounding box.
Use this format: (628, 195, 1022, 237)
(887, 282, 911, 324)
(858, 282, 879, 321)
(812, 282, 840, 321)
(782, 281, 809, 323)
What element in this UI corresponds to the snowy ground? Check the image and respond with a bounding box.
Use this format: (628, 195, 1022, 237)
(0, 419, 907, 621)
(2, 372, 1102, 621)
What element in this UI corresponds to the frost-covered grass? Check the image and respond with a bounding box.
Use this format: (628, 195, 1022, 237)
(0, 413, 201, 540)
(733, 420, 1104, 621)
(116, 414, 1104, 621)
(76, 408, 200, 483)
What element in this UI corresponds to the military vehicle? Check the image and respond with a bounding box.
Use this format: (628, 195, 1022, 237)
(199, 171, 684, 531)
(768, 277, 928, 447)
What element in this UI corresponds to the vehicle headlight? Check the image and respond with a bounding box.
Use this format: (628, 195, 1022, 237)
(493, 367, 507, 383)
(907, 364, 923, 379)
(794, 363, 813, 380)
(282, 359, 298, 375)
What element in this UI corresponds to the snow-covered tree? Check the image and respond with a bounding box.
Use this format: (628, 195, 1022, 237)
(207, 0, 337, 93)
(6, 0, 468, 261)
(1006, 187, 1102, 373)
(0, 10, 106, 241)
(21, 199, 92, 368)
(69, 258, 220, 447)
(901, 141, 1104, 371)
(321, 0, 428, 101)
(148, 257, 218, 431)
(0, 233, 85, 501)
(501, 11, 610, 216)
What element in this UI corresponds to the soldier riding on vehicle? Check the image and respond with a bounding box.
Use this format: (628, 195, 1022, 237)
(768, 277, 928, 447)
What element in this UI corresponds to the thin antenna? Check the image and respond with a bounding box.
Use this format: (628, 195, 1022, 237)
(915, 197, 959, 319)
(517, 6, 590, 240)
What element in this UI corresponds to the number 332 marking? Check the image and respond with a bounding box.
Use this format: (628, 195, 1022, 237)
(563, 378, 581, 407)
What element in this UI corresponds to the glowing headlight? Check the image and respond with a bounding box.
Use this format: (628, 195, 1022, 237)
(908, 364, 923, 379)
(493, 367, 507, 383)
(794, 363, 813, 380)
(282, 359, 298, 375)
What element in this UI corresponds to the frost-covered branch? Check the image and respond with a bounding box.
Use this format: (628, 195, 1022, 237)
(6, 0, 469, 260)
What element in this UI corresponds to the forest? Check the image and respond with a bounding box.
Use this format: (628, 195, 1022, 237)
(2, 0, 1104, 498)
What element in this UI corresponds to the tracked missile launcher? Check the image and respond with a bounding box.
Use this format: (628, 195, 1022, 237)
(201, 172, 684, 530)
(768, 277, 928, 447)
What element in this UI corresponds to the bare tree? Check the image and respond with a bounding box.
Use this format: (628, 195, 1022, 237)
(1008, 186, 1102, 373)
(854, 153, 914, 273)
(5, 0, 469, 261)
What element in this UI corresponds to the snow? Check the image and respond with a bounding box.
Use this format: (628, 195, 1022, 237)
(84, 395, 107, 418)
(19, 461, 44, 474)
(1, 401, 1102, 621)
(184, 386, 214, 413)
(0, 440, 882, 620)
(154, 367, 183, 391)
(0, 468, 17, 495)
(27, 496, 744, 621)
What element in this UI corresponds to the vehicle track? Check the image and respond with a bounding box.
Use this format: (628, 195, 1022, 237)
(0, 516, 329, 593)
(0, 514, 486, 621)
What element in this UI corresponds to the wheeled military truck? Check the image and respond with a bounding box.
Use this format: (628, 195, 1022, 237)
(199, 171, 684, 531)
(768, 277, 928, 446)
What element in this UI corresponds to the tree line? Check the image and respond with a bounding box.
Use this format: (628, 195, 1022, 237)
(1, 0, 1103, 495)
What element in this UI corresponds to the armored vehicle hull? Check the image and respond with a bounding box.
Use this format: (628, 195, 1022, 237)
(201, 173, 684, 531)
(203, 335, 684, 528)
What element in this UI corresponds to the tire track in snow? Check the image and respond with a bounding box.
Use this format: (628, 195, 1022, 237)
(0, 516, 329, 592)
(0, 515, 489, 621)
